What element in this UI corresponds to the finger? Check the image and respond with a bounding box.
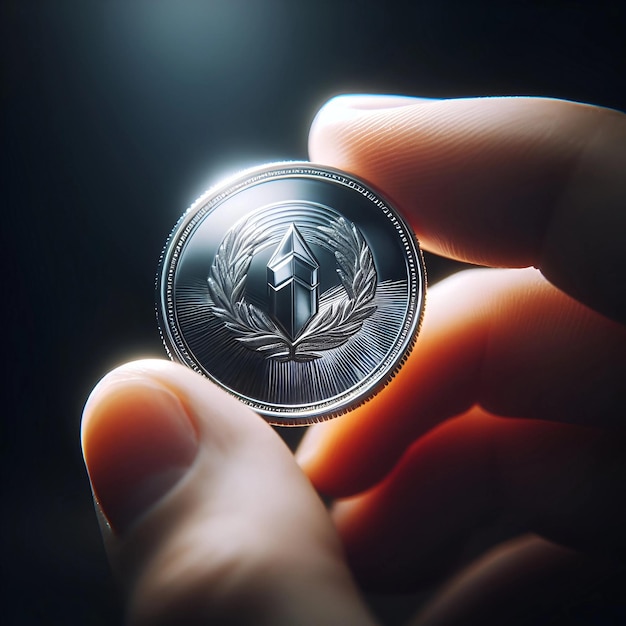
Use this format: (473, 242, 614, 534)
(309, 94, 626, 322)
(330, 408, 626, 591)
(411, 535, 622, 626)
(81, 360, 376, 626)
(298, 268, 626, 496)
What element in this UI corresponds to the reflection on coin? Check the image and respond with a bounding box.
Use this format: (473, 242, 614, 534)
(157, 162, 426, 425)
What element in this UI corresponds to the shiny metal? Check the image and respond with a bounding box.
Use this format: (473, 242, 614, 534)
(267, 224, 319, 339)
(156, 162, 426, 425)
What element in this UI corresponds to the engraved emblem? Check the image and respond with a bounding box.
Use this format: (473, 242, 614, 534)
(207, 212, 378, 362)
(158, 162, 426, 424)
(267, 224, 319, 340)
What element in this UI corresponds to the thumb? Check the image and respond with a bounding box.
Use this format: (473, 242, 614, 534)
(81, 359, 374, 626)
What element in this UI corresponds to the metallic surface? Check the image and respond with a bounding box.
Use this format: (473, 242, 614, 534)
(267, 224, 320, 339)
(157, 162, 426, 425)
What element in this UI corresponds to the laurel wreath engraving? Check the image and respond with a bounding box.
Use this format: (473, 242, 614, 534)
(207, 216, 377, 361)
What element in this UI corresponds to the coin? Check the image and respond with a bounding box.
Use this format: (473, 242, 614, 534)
(157, 162, 426, 425)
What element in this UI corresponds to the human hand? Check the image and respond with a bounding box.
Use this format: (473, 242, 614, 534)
(81, 95, 626, 625)
(298, 94, 626, 620)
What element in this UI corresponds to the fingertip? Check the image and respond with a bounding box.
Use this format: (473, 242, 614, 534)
(308, 93, 440, 164)
(311, 93, 438, 123)
(308, 94, 626, 320)
(295, 420, 333, 472)
(82, 365, 377, 625)
(81, 361, 202, 533)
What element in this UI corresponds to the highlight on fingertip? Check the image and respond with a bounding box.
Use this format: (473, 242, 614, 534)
(310, 93, 442, 127)
(81, 371, 199, 533)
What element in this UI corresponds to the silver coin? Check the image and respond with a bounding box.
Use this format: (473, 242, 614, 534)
(157, 162, 426, 425)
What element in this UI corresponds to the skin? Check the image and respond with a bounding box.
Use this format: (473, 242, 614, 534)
(82, 95, 626, 624)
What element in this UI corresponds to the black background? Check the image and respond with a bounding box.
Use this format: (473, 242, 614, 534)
(3, 1, 626, 624)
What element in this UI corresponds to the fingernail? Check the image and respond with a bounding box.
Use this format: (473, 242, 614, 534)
(81, 376, 199, 533)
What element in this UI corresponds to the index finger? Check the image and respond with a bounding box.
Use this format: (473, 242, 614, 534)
(308, 95, 626, 323)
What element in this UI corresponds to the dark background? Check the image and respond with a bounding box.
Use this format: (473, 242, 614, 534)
(3, 1, 626, 624)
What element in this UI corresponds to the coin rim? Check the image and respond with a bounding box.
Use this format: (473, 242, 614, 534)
(156, 161, 426, 426)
